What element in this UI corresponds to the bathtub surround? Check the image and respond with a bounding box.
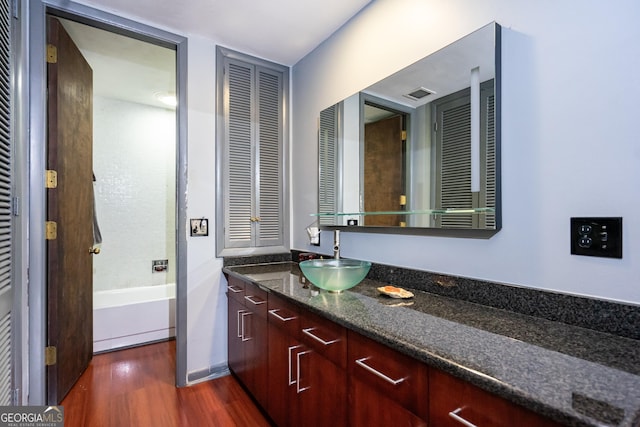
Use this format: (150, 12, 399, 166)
(92, 96, 177, 292)
(91, 97, 178, 353)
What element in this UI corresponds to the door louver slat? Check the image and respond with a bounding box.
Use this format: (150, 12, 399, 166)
(318, 104, 338, 226)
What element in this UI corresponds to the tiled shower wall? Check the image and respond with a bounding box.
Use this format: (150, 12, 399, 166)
(92, 96, 176, 292)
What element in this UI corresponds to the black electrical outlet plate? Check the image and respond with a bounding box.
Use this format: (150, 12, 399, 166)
(570, 217, 622, 259)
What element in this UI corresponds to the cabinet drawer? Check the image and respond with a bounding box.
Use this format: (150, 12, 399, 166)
(244, 281, 268, 318)
(268, 293, 300, 337)
(299, 309, 347, 369)
(226, 275, 245, 303)
(348, 331, 428, 420)
(429, 368, 562, 427)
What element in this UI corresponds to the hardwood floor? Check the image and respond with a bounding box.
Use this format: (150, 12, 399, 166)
(61, 340, 273, 427)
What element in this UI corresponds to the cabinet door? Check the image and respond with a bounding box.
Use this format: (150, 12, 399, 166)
(348, 331, 429, 427)
(296, 347, 347, 427)
(242, 282, 269, 405)
(350, 376, 427, 427)
(296, 308, 348, 427)
(429, 368, 562, 427)
(227, 297, 247, 382)
(267, 293, 301, 427)
(267, 322, 301, 427)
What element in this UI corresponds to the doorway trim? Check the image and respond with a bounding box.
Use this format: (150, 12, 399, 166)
(26, 0, 188, 403)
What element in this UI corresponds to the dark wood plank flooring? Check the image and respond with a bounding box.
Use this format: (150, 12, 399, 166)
(61, 340, 273, 427)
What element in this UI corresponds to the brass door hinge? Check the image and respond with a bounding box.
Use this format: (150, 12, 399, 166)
(45, 221, 57, 240)
(46, 44, 57, 63)
(45, 170, 58, 188)
(399, 195, 407, 206)
(45, 346, 57, 366)
(401, 130, 407, 141)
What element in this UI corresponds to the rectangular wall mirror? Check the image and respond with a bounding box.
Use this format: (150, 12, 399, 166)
(317, 22, 502, 238)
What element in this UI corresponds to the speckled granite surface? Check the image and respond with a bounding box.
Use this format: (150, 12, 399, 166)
(223, 262, 640, 427)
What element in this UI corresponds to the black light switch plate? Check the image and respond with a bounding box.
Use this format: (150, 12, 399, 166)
(570, 217, 622, 258)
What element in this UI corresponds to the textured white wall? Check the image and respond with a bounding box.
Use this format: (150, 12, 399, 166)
(292, 0, 640, 304)
(184, 35, 228, 377)
(92, 96, 176, 292)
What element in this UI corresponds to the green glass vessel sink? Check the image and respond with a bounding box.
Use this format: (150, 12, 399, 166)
(299, 259, 372, 293)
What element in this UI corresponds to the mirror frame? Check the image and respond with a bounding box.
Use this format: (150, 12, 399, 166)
(317, 22, 502, 239)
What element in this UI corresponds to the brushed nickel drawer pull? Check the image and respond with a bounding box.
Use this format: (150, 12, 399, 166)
(236, 309, 247, 338)
(240, 312, 252, 342)
(227, 285, 243, 293)
(269, 309, 297, 322)
(296, 350, 312, 393)
(355, 357, 406, 385)
(288, 345, 304, 386)
(448, 407, 477, 427)
(244, 295, 266, 305)
(302, 327, 339, 346)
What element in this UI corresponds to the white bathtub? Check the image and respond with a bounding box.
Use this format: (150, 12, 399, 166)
(93, 283, 176, 353)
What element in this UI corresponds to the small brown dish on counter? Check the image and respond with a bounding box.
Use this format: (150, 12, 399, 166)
(378, 285, 414, 299)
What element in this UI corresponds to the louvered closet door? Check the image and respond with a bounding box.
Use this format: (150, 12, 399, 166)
(224, 59, 255, 248)
(318, 104, 339, 226)
(0, 0, 13, 406)
(255, 67, 284, 247)
(223, 58, 285, 249)
(437, 97, 474, 229)
(435, 81, 495, 229)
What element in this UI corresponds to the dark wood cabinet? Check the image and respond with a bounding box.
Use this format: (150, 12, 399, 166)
(226, 277, 246, 383)
(429, 368, 562, 427)
(267, 292, 347, 427)
(226, 272, 564, 427)
(267, 293, 301, 427)
(348, 330, 429, 427)
(226, 276, 269, 405)
(297, 308, 348, 427)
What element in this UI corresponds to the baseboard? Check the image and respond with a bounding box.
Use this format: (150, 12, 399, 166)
(186, 363, 230, 385)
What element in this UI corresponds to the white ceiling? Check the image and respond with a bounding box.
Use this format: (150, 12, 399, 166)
(60, 18, 178, 109)
(60, 0, 371, 109)
(75, 0, 372, 65)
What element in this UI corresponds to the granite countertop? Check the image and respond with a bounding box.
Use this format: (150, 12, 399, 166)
(223, 262, 640, 427)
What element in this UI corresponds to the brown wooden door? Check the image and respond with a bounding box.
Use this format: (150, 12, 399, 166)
(46, 16, 94, 404)
(364, 115, 404, 226)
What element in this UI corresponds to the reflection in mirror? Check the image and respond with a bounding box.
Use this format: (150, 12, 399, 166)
(317, 22, 501, 236)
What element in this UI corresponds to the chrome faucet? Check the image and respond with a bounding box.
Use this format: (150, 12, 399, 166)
(333, 230, 340, 259)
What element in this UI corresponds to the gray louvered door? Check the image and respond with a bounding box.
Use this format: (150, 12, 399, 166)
(318, 104, 339, 226)
(225, 59, 254, 248)
(256, 68, 283, 246)
(0, 0, 13, 406)
(223, 58, 284, 248)
(437, 98, 473, 228)
(434, 81, 495, 229)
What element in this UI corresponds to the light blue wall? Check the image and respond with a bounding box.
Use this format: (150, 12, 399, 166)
(291, 0, 640, 304)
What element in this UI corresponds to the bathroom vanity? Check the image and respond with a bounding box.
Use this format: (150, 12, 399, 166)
(223, 261, 640, 427)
